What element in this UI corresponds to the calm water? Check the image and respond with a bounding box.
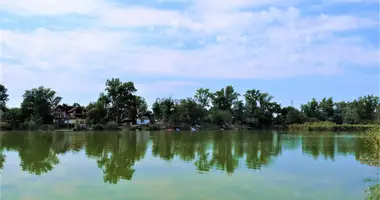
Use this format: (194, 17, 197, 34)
(0, 131, 378, 200)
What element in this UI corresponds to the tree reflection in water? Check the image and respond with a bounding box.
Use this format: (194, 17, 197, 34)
(90, 132, 148, 184)
(1, 132, 60, 175)
(0, 131, 378, 185)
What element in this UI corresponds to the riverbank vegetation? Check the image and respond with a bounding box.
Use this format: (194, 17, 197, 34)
(362, 127, 380, 200)
(365, 184, 380, 200)
(0, 79, 379, 131)
(289, 122, 378, 132)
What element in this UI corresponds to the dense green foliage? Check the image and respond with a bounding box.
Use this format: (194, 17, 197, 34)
(0, 80, 379, 130)
(365, 184, 380, 200)
(0, 84, 9, 111)
(362, 127, 380, 200)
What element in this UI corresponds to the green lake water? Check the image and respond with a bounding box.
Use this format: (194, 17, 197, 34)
(0, 131, 378, 200)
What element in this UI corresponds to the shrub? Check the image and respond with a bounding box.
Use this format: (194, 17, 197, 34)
(91, 124, 104, 131)
(210, 110, 232, 125)
(104, 121, 119, 130)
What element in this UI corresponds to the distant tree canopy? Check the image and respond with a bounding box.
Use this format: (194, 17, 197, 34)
(0, 81, 379, 130)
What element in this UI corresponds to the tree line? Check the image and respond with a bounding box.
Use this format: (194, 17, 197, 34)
(0, 78, 379, 130)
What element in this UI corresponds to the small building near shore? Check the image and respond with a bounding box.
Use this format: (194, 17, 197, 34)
(53, 105, 86, 125)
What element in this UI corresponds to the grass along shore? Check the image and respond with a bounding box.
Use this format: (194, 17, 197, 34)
(288, 122, 379, 132)
(362, 126, 380, 200)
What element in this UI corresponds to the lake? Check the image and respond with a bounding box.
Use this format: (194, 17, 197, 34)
(0, 131, 378, 200)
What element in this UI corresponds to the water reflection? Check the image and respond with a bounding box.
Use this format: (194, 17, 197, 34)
(0, 131, 378, 184)
(90, 133, 148, 184)
(151, 132, 282, 174)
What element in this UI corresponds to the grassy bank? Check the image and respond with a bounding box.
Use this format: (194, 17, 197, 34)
(362, 126, 379, 200)
(365, 184, 380, 200)
(288, 122, 379, 132)
(364, 126, 380, 136)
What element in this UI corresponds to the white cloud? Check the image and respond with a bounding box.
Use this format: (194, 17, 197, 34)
(192, 0, 300, 13)
(326, 0, 378, 2)
(1, 64, 104, 93)
(0, 0, 108, 15)
(136, 81, 200, 96)
(2, 10, 377, 77)
(0, 0, 378, 106)
(1, 28, 133, 71)
(1, 63, 106, 107)
(99, 7, 192, 27)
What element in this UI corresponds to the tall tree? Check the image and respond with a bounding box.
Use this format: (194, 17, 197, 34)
(301, 98, 320, 121)
(194, 88, 212, 109)
(135, 96, 148, 114)
(232, 100, 245, 124)
(342, 103, 361, 124)
(152, 101, 162, 121)
(244, 89, 280, 127)
(86, 95, 108, 125)
(104, 78, 137, 123)
(319, 97, 334, 121)
(177, 98, 204, 125)
(20, 86, 61, 124)
(243, 89, 261, 126)
(333, 101, 347, 124)
(355, 95, 380, 123)
(160, 98, 176, 124)
(211, 85, 239, 111)
(0, 84, 9, 111)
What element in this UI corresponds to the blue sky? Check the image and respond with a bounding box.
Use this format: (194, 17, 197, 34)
(0, 0, 379, 109)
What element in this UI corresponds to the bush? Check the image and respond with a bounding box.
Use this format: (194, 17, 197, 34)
(104, 121, 119, 130)
(91, 124, 104, 131)
(24, 117, 43, 130)
(148, 124, 161, 131)
(0, 122, 11, 130)
(211, 110, 232, 125)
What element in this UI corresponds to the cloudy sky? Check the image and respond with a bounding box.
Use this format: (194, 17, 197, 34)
(0, 0, 379, 108)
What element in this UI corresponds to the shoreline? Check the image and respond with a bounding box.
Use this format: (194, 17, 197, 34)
(1, 123, 378, 132)
(288, 123, 378, 132)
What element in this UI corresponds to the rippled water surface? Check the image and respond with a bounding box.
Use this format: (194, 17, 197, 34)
(0, 131, 378, 200)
